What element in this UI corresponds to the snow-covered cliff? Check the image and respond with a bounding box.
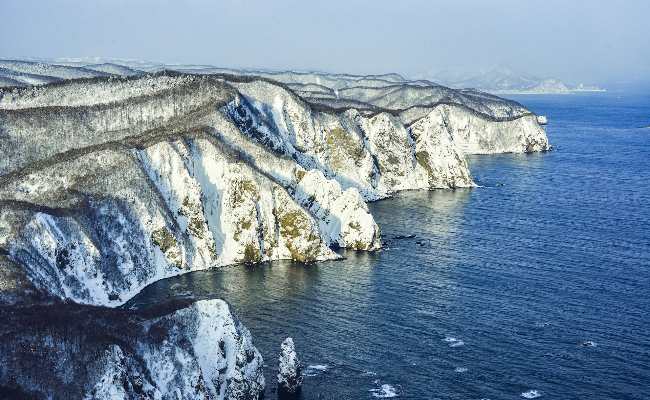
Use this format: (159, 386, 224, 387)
(0, 74, 378, 307)
(0, 299, 265, 400)
(427, 104, 550, 154)
(0, 61, 550, 399)
(227, 79, 474, 199)
(0, 66, 549, 307)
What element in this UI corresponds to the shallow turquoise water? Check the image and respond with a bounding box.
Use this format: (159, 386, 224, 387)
(130, 92, 650, 399)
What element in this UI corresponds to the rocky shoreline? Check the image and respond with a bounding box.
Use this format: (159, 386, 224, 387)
(0, 60, 550, 399)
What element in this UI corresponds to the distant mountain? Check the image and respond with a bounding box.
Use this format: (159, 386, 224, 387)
(430, 67, 605, 94)
(0, 58, 147, 87)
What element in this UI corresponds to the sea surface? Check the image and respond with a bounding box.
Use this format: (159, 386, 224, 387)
(129, 92, 650, 399)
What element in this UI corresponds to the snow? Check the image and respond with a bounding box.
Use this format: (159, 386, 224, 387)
(83, 62, 144, 76)
(431, 67, 604, 94)
(278, 337, 303, 394)
(438, 105, 550, 154)
(1, 62, 549, 308)
(136, 140, 217, 269)
(189, 300, 265, 398)
(231, 80, 476, 200)
(84, 345, 128, 400)
(13, 212, 110, 305)
(92, 299, 264, 400)
(0, 59, 109, 80)
(294, 169, 380, 250)
(0, 60, 552, 398)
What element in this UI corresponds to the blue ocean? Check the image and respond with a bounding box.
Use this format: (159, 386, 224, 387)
(129, 92, 650, 399)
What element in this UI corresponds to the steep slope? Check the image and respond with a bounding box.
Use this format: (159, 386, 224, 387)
(0, 66, 549, 308)
(225, 79, 474, 199)
(209, 69, 548, 155)
(0, 73, 379, 307)
(0, 299, 265, 400)
(0, 64, 550, 399)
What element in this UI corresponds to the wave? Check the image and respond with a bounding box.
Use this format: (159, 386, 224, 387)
(303, 364, 329, 377)
(521, 389, 542, 398)
(443, 336, 465, 347)
(369, 383, 399, 398)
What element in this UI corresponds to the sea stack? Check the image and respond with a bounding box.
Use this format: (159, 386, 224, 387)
(277, 337, 303, 396)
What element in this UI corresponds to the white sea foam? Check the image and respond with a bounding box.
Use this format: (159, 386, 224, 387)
(454, 367, 468, 373)
(521, 389, 542, 398)
(369, 384, 399, 398)
(303, 364, 329, 376)
(415, 310, 436, 317)
(443, 336, 465, 347)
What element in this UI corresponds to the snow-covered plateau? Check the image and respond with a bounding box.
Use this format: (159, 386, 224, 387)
(0, 59, 550, 399)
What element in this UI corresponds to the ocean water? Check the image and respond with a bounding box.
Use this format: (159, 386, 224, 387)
(128, 92, 650, 399)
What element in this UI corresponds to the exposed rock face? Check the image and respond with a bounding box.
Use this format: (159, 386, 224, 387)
(0, 74, 370, 307)
(0, 299, 265, 400)
(425, 105, 550, 154)
(227, 80, 474, 200)
(0, 61, 550, 399)
(277, 337, 303, 395)
(0, 67, 550, 306)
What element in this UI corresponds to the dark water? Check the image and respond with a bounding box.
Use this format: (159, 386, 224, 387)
(129, 93, 650, 399)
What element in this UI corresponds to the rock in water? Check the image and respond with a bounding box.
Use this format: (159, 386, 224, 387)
(277, 337, 303, 395)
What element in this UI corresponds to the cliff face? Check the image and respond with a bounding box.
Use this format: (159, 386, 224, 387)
(0, 62, 549, 399)
(227, 80, 474, 200)
(0, 68, 550, 307)
(0, 299, 265, 400)
(0, 74, 378, 307)
(436, 105, 549, 154)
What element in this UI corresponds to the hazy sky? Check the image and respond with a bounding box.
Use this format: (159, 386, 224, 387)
(2, 0, 649, 84)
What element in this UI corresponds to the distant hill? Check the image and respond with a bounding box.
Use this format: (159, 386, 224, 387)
(430, 67, 605, 94)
